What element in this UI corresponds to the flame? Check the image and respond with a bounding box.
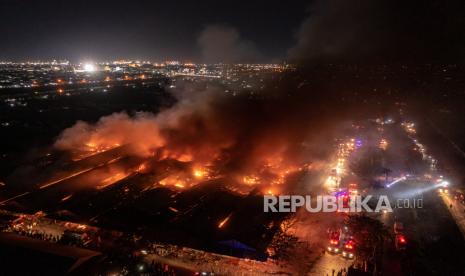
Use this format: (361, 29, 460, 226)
(159, 175, 187, 189)
(174, 183, 185, 189)
(136, 163, 148, 173)
(242, 175, 260, 185)
(97, 171, 132, 190)
(193, 169, 204, 178)
(51, 92, 329, 194)
(173, 153, 193, 162)
(193, 167, 210, 179)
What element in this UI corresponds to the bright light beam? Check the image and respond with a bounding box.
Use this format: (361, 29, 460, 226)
(386, 176, 406, 188)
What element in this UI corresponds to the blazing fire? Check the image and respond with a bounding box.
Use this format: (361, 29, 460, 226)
(97, 171, 132, 190)
(47, 84, 344, 195)
(159, 175, 187, 189)
(193, 168, 207, 179)
(70, 142, 122, 161)
(242, 175, 260, 185)
(136, 162, 148, 173)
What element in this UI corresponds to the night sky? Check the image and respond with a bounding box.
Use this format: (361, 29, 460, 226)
(1, 0, 465, 63)
(0, 0, 309, 62)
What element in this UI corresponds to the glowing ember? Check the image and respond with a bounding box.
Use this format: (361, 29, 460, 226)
(218, 213, 232, 229)
(60, 194, 73, 202)
(159, 175, 187, 189)
(97, 172, 132, 190)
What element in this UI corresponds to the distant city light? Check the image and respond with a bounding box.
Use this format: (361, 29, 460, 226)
(83, 63, 96, 72)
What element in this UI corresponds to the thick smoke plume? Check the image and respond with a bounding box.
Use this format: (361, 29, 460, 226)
(53, 76, 367, 192)
(55, 112, 164, 157)
(288, 0, 465, 63)
(197, 25, 261, 64)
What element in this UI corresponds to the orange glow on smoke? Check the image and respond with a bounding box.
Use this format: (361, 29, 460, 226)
(52, 108, 318, 195)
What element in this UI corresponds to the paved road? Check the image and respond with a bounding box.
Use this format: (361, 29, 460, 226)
(440, 193, 465, 238)
(291, 205, 354, 275)
(373, 180, 465, 275)
(308, 253, 352, 275)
